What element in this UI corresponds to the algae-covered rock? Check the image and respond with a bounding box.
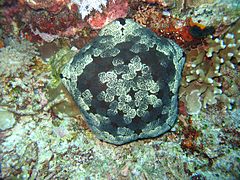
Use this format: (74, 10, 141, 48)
(0, 108, 15, 130)
(61, 19, 185, 145)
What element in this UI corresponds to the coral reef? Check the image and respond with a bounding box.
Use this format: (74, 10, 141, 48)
(87, 0, 129, 29)
(61, 19, 185, 145)
(182, 110, 240, 179)
(178, 116, 202, 152)
(183, 0, 240, 27)
(180, 19, 240, 112)
(1, 106, 239, 178)
(0, 0, 239, 179)
(0, 38, 39, 77)
(0, 39, 4, 48)
(0, 60, 50, 116)
(170, 0, 215, 14)
(0, 0, 128, 42)
(21, 7, 87, 42)
(130, 0, 215, 11)
(131, 4, 213, 48)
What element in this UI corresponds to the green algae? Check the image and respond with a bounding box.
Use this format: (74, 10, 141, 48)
(49, 47, 77, 88)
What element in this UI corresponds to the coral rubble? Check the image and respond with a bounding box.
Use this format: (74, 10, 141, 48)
(61, 19, 185, 145)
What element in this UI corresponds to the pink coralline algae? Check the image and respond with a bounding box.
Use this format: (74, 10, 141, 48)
(0, 1, 23, 35)
(25, 9, 86, 38)
(0, 0, 129, 42)
(25, 0, 129, 30)
(24, 0, 70, 14)
(87, 0, 129, 29)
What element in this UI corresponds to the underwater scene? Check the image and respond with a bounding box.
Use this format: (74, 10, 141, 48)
(0, 0, 239, 179)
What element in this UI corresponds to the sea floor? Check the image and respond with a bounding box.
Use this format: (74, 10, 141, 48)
(0, 0, 239, 179)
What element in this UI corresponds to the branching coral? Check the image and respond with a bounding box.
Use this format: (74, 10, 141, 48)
(180, 19, 240, 113)
(0, 38, 39, 77)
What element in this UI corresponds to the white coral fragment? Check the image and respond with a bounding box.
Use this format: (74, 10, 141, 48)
(185, 90, 202, 115)
(71, 0, 107, 19)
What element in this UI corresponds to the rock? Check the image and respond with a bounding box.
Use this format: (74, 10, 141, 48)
(0, 108, 16, 131)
